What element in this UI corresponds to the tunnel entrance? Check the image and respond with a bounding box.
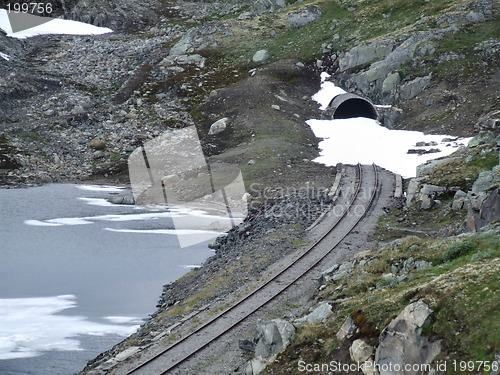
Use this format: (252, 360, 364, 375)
(328, 93, 378, 120)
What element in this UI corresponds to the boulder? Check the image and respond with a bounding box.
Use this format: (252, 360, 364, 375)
(252, 50, 270, 64)
(338, 39, 394, 72)
(350, 339, 374, 363)
(452, 190, 468, 210)
(382, 72, 401, 94)
(400, 74, 432, 100)
(319, 260, 356, 283)
(252, 0, 286, 15)
(208, 117, 229, 135)
(466, 11, 486, 23)
(406, 177, 426, 206)
(375, 300, 440, 375)
(468, 131, 496, 147)
(381, 273, 409, 284)
(415, 156, 460, 177)
(107, 194, 135, 205)
(89, 137, 106, 150)
(466, 188, 500, 232)
(240, 319, 295, 357)
(419, 184, 446, 209)
(336, 315, 357, 341)
(287, 6, 323, 28)
(294, 302, 332, 326)
(169, 29, 197, 55)
(471, 166, 500, 194)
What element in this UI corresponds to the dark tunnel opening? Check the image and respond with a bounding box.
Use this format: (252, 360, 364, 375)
(328, 94, 378, 120)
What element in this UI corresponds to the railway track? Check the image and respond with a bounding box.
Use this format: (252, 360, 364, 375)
(125, 163, 380, 375)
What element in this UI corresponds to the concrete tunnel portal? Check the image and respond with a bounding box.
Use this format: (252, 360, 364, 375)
(328, 93, 378, 120)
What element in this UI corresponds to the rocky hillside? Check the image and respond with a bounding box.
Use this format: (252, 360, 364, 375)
(1, 0, 499, 373)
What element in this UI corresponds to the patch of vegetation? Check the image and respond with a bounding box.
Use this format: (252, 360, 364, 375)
(443, 239, 477, 262)
(267, 226, 499, 374)
(425, 148, 499, 191)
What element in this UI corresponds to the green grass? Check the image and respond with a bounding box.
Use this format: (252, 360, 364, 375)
(425, 149, 499, 191)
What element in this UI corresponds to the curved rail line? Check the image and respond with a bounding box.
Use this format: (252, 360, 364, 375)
(126, 163, 380, 375)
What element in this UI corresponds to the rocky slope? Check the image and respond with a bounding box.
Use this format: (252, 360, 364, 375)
(1, 0, 499, 373)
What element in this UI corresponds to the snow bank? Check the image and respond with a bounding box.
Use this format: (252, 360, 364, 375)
(0, 295, 138, 360)
(309, 78, 472, 177)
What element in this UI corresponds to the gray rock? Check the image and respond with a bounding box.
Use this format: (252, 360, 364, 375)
(381, 273, 408, 284)
(254, 319, 295, 358)
(161, 54, 206, 68)
(208, 117, 229, 135)
(420, 195, 434, 210)
(400, 74, 432, 100)
(89, 138, 106, 150)
(252, 0, 286, 15)
(320, 260, 356, 283)
(467, 188, 500, 232)
(71, 105, 85, 115)
(239, 338, 256, 353)
(169, 29, 197, 55)
(466, 11, 485, 23)
(416, 157, 460, 177)
(337, 315, 356, 341)
(382, 72, 401, 94)
(474, 111, 500, 132)
(245, 357, 273, 375)
(339, 40, 394, 71)
(252, 50, 270, 64)
(468, 131, 496, 147)
(452, 190, 468, 210)
(350, 339, 374, 363)
(415, 43, 436, 57)
(287, 6, 323, 28)
(375, 300, 441, 375)
(406, 177, 426, 206)
(471, 168, 500, 194)
(294, 302, 332, 326)
(107, 194, 135, 205)
(420, 184, 446, 197)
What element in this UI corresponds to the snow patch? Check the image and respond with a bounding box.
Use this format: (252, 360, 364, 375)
(308, 78, 472, 177)
(0, 295, 138, 360)
(307, 117, 471, 178)
(76, 185, 126, 192)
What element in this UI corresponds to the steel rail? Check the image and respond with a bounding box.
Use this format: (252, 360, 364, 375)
(127, 163, 380, 375)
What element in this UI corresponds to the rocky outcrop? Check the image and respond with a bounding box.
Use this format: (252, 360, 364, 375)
(338, 40, 394, 72)
(337, 300, 440, 375)
(252, 0, 286, 15)
(319, 259, 356, 284)
(287, 6, 323, 28)
(406, 179, 447, 210)
(294, 302, 332, 326)
(375, 300, 441, 375)
(240, 319, 296, 375)
(466, 186, 500, 231)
